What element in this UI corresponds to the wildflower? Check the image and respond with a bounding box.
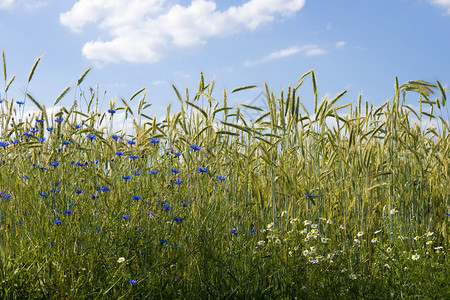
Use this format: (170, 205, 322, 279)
(288, 251, 293, 257)
(150, 170, 158, 175)
(122, 175, 131, 180)
(91, 194, 99, 200)
(356, 231, 364, 237)
(129, 154, 138, 159)
(414, 236, 420, 241)
(174, 217, 183, 223)
(303, 250, 309, 256)
(374, 230, 382, 234)
(300, 229, 307, 234)
(326, 219, 333, 224)
(39, 191, 48, 199)
(173, 179, 183, 185)
(115, 151, 124, 156)
(310, 246, 316, 253)
(111, 134, 120, 140)
(426, 241, 433, 245)
(0, 141, 9, 147)
(122, 215, 131, 220)
(55, 117, 63, 123)
(250, 229, 257, 233)
(311, 223, 318, 229)
(290, 218, 299, 224)
(62, 141, 71, 145)
(117, 257, 125, 263)
(425, 232, 434, 237)
(132, 195, 141, 201)
(390, 209, 398, 215)
(173, 152, 181, 157)
(304, 220, 312, 226)
(411, 253, 420, 261)
(86, 133, 96, 140)
(321, 237, 330, 244)
(275, 238, 281, 244)
(216, 176, 225, 181)
(10, 139, 19, 144)
(54, 217, 61, 225)
(75, 190, 83, 194)
(128, 140, 136, 145)
(341, 268, 347, 273)
(150, 138, 159, 144)
(257, 241, 265, 246)
(159, 239, 168, 244)
(349, 274, 357, 280)
(171, 169, 181, 174)
(305, 192, 314, 198)
(190, 144, 201, 151)
(128, 279, 137, 285)
(64, 210, 72, 215)
(22, 175, 30, 180)
(74, 124, 82, 129)
(354, 239, 361, 244)
(100, 185, 110, 192)
(16, 101, 25, 105)
(197, 167, 208, 173)
(108, 109, 116, 114)
(50, 188, 60, 193)
(230, 228, 238, 236)
(37, 137, 46, 142)
(371, 238, 378, 243)
(162, 205, 172, 211)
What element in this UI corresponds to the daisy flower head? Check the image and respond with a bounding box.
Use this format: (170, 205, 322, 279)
(304, 220, 312, 226)
(357, 231, 364, 237)
(311, 223, 318, 229)
(426, 241, 433, 245)
(257, 240, 266, 246)
(425, 231, 434, 237)
(303, 249, 309, 256)
(117, 257, 125, 263)
(371, 238, 378, 243)
(390, 208, 398, 215)
(321, 237, 329, 244)
(411, 253, 420, 261)
(349, 274, 357, 280)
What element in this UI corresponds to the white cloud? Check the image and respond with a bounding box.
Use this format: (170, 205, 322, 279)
(60, 0, 306, 63)
(336, 41, 346, 49)
(244, 44, 326, 66)
(429, 0, 450, 14)
(0, 0, 14, 9)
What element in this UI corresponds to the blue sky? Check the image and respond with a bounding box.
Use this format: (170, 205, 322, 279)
(0, 0, 449, 120)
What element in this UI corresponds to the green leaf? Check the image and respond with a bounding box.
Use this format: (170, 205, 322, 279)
(26, 93, 43, 112)
(130, 87, 145, 102)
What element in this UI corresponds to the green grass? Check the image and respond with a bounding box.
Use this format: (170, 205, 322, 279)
(0, 56, 449, 299)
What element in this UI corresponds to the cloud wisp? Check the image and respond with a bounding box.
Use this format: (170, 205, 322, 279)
(429, 0, 450, 14)
(60, 0, 306, 64)
(244, 44, 327, 66)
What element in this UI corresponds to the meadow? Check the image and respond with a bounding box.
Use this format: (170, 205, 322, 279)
(0, 54, 449, 299)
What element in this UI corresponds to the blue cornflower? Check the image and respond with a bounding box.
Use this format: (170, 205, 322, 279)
(171, 169, 181, 174)
(128, 279, 137, 285)
(54, 181, 60, 186)
(122, 215, 131, 220)
(190, 144, 201, 151)
(173, 179, 183, 185)
(150, 170, 158, 175)
(173, 244, 180, 248)
(150, 138, 159, 144)
(24, 130, 33, 137)
(305, 192, 314, 198)
(129, 154, 138, 159)
(35, 119, 44, 123)
(159, 239, 168, 244)
(39, 191, 48, 199)
(10, 139, 19, 144)
(115, 151, 124, 156)
(446, 213, 450, 217)
(0, 192, 11, 199)
(62, 141, 71, 145)
(0, 141, 9, 147)
(131, 170, 141, 176)
(100, 186, 110, 192)
(47, 126, 54, 132)
(77, 161, 85, 167)
(250, 229, 258, 233)
(111, 134, 120, 140)
(16, 101, 25, 105)
(230, 228, 238, 236)
(48, 241, 53, 247)
(122, 175, 131, 180)
(132, 195, 141, 201)
(197, 167, 208, 173)
(216, 176, 225, 181)
(174, 217, 183, 223)
(54, 217, 61, 225)
(22, 175, 30, 180)
(37, 137, 46, 142)
(128, 140, 136, 145)
(30, 127, 39, 133)
(173, 152, 181, 157)
(91, 194, 99, 200)
(55, 117, 63, 123)
(75, 190, 83, 194)
(37, 166, 47, 171)
(50, 188, 60, 193)
(74, 124, 82, 129)
(108, 109, 116, 114)
(64, 210, 72, 215)
(86, 133, 96, 140)
(49, 161, 59, 167)
(162, 205, 172, 211)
